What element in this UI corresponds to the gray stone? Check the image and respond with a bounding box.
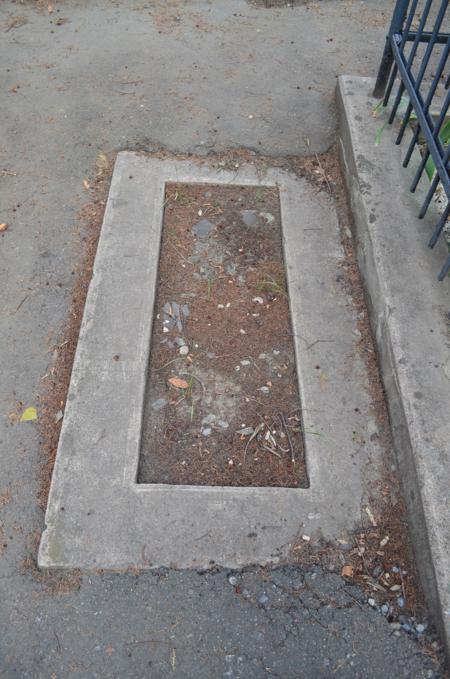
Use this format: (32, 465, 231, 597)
(151, 398, 167, 412)
(202, 414, 216, 425)
(163, 301, 184, 332)
(240, 209, 258, 227)
(338, 75, 450, 656)
(237, 427, 254, 436)
(192, 218, 215, 238)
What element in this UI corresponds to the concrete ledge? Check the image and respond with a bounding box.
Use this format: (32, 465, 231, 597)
(337, 75, 450, 654)
(39, 153, 386, 571)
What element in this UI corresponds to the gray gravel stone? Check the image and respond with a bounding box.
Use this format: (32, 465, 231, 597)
(192, 218, 215, 238)
(151, 398, 168, 411)
(240, 209, 258, 226)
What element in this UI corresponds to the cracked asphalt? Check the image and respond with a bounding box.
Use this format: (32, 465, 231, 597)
(1, 566, 441, 677)
(0, 0, 446, 676)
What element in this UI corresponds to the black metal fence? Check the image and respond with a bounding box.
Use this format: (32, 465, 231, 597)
(374, 0, 450, 280)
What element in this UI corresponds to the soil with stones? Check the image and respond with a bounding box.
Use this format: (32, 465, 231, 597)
(138, 183, 307, 487)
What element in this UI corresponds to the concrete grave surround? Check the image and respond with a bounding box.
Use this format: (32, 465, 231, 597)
(39, 153, 384, 571)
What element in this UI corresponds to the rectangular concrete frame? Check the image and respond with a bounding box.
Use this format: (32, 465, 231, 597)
(39, 152, 384, 571)
(337, 75, 450, 654)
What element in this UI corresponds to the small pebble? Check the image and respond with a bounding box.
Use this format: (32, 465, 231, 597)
(381, 604, 389, 615)
(258, 594, 269, 605)
(372, 565, 383, 579)
(202, 427, 212, 437)
(253, 297, 264, 304)
(179, 345, 189, 355)
(259, 386, 270, 394)
(237, 427, 254, 436)
(241, 359, 251, 366)
(228, 576, 238, 586)
(151, 398, 167, 412)
(368, 598, 376, 607)
(416, 624, 426, 634)
(397, 596, 405, 608)
(239, 328, 246, 335)
(192, 218, 215, 238)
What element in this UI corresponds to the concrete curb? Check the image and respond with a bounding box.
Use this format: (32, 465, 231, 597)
(337, 75, 450, 655)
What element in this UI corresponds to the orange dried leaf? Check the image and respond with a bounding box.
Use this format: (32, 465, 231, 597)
(341, 565, 354, 578)
(168, 377, 189, 390)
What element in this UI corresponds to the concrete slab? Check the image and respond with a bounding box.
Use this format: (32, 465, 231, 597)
(337, 75, 450, 654)
(39, 152, 385, 570)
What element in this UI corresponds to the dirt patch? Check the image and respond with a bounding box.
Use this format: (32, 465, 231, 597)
(138, 183, 307, 488)
(21, 530, 81, 595)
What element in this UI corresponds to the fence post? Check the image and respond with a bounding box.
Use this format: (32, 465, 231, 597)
(373, 0, 410, 98)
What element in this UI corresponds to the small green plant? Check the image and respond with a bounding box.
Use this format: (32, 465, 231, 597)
(373, 96, 417, 146)
(424, 118, 450, 180)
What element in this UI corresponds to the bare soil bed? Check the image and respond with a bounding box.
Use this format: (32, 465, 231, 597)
(138, 183, 308, 487)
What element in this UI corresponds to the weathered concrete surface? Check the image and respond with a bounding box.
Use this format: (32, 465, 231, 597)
(1, 1, 444, 675)
(39, 153, 386, 570)
(337, 75, 450, 656)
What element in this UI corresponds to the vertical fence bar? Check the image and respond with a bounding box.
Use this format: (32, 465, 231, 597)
(373, 0, 412, 98)
(374, 0, 450, 280)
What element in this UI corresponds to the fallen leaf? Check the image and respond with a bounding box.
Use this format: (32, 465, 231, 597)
(82, 179, 90, 190)
(365, 505, 377, 527)
(0, 223, 8, 232)
(168, 376, 189, 390)
(341, 564, 354, 578)
(96, 151, 109, 176)
(20, 406, 37, 422)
